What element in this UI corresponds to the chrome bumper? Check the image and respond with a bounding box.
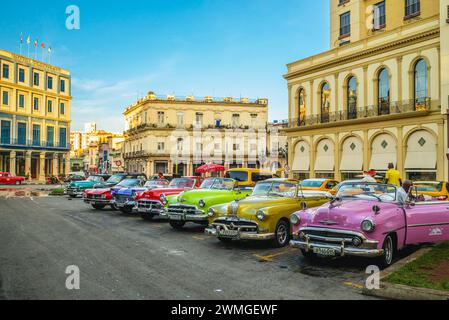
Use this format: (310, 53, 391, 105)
(67, 189, 83, 196)
(205, 227, 274, 240)
(116, 200, 136, 208)
(137, 207, 167, 216)
(168, 213, 208, 222)
(289, 240, 384, 258)
(83, 198, 113, 205)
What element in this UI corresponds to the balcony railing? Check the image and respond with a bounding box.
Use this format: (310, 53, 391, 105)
(0, 138, 70, 150)
(287, 98, 433, 129)
(124, 123, 267, 135)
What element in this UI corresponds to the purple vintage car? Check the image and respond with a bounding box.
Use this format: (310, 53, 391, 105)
(290, 182, 449, 267)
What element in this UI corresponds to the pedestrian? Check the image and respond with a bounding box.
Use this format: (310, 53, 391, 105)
(361, 170, 378, 183)
(385, 163, 402, 186)
(157, 172, 165, 180)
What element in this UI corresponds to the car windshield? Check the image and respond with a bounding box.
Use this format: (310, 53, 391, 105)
(301, 180, 325, 188)
(336, 183, 397, 202)
(169, 178, 195, 188)
(225, 171, 248, 182)
(145, 180, 169, 188)
(414, 182, 443, 192)
(200, 178, 235, 190)
(87, 176, 104, 182)
(107, 174, 124, 184)
(117, 179, 141, 187)
(252, 181, 297, 198)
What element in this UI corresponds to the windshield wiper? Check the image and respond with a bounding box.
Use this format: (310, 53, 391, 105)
(268, 192, 285, 198)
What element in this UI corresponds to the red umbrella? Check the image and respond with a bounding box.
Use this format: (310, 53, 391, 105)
(195, 163, 226, 174)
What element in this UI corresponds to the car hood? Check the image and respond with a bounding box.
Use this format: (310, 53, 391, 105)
(303, 200, 395, 229)
(115, 187, 147, 196)
(70, 181, 95, 188)
(85, 188, 110, 195)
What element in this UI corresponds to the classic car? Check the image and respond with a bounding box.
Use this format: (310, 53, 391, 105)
(136, 177, 203, 220)
(84, 178, 146, 210)
(0, 172, 26, 185)
(166, 177, 253, 230)
(301, 179, 339, 192)
(414, 181, 449, 201)
(290, 182, 449, 267)
(329, 180, 362, 196)
(93, 173, 147, 189)
(64, 172, 86, 183)
(205, 179, 331, 247)
(113, 179, 169, 214)
(65, 174, 111, 197)
(224, 168, 275, 187)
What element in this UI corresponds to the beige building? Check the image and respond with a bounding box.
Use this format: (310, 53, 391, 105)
(123, 92, 284, 176)
(0, 49, 71, 180)
(285, 0, 449, 182)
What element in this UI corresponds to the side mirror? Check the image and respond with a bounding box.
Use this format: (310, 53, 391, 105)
(300, 202, 308, 210)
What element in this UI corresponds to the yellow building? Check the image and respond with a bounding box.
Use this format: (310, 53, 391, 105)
(0, 49, 71, 180)
(123, 92, 277, 176)
(285, 0, 449, 182)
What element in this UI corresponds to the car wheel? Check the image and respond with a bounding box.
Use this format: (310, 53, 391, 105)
(119, 207, 133, 214)
(110, 204, 118, 211)
(169, 220, 185, 230)
(92, 204, 106, 210)
(16, 181, 21, 185)
(69, 195, 77, 198)
(273, 220, 290, 248)
(378, 234, 396, 268)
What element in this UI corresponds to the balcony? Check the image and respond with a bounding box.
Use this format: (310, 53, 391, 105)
(124, 123, 266, 135)
(287, 99, 434, 130)
(0, 138, 71, 151)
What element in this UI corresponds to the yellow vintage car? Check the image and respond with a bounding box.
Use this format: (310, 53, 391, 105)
(205, 179, 331, 247)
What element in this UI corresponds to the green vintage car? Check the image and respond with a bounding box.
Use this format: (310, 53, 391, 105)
(65, 174, 111, 198)
(166, 177, 252, 230)
(205, 179, 331, 247)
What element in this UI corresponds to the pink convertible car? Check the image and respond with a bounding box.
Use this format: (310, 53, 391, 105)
(290, 182, 449, 267)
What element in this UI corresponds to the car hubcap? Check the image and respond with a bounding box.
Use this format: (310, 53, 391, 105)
(277, 225, 287, 244)
(385, 238, 393, 264)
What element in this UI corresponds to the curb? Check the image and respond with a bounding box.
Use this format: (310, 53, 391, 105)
(363, 247, 449, 300)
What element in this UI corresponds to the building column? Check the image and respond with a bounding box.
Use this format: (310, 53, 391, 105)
(288, 138, 294, 179)
(52, 154, 59, 176)
(9, 151, 16, 176)
(334, 134, 341, 181)
(0, 155, 3, 171)
(25, 151, 32, 180)
(438, 122, 446, 181)
(38, 152, 46, 182)
(65, 153, 70, 176)
(397, 126, 405, 179)
(309, 136, 316, 179)
(363, 130, 369, 172)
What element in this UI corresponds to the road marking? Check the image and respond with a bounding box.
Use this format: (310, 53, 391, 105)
(343, 281, 364, 290)
(253, 248, 297, 262)
(193, 236, 207, 241)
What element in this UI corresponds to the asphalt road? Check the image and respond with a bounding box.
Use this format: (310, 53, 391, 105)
(0, 186, 380, 300)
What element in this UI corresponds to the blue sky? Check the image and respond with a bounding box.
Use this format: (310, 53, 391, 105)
(0, 0, 330, 132)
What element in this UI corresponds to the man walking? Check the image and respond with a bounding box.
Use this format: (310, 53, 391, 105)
(385, 163, 402, 186)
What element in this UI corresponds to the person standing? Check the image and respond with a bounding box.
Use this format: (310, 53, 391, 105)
(385, 163, 402, 186)
(362, 170, 378, 183)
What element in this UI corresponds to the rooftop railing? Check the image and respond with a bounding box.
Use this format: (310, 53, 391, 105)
(0, 138, 70, 150)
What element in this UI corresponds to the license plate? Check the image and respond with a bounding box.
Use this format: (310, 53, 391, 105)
(219, 229, 239, 237)
(170, 214, 184, 221)
(137, 207, 147, 213)
(313, 247, 336, 256)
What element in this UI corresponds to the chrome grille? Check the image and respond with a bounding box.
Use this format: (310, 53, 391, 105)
(168, 204, 198, 215)
(138, 200, 162, 209)
(115, 195, 132, 204)
(213, 218, 258, 232)
(301, 228, 364, 245)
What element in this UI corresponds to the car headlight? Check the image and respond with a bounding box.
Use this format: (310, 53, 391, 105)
(290, 214, 301, 225)
(361, 219, 375, 233)
(256, 210, 266, 221)
(208, 208, 215, 217)
(199, 199, 206, 208)
(160, 194, 167, 205)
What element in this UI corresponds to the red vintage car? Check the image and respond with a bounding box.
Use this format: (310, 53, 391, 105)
(0, 172, 26, 185)
(136, 176, 202, 220)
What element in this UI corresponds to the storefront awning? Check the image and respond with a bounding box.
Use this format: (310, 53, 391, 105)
(340, 153, 363, 172)
(314, 154, 334, 171)
(405, 151, 437, 170)
(369, 152, 395, 171)
(292, 153, 309, 172)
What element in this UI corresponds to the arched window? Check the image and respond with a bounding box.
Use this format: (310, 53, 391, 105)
(414, 59, 428, 110)
(298, 89, 306, 126)
(378, 68, 390, 115)
(321, 82, 330, 123)
(347, 76, 357, 120)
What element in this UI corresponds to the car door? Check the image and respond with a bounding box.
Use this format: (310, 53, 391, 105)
(404, 202, 449, 245)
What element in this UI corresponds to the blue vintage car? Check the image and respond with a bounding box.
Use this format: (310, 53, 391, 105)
(113, 179, 169, 214)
